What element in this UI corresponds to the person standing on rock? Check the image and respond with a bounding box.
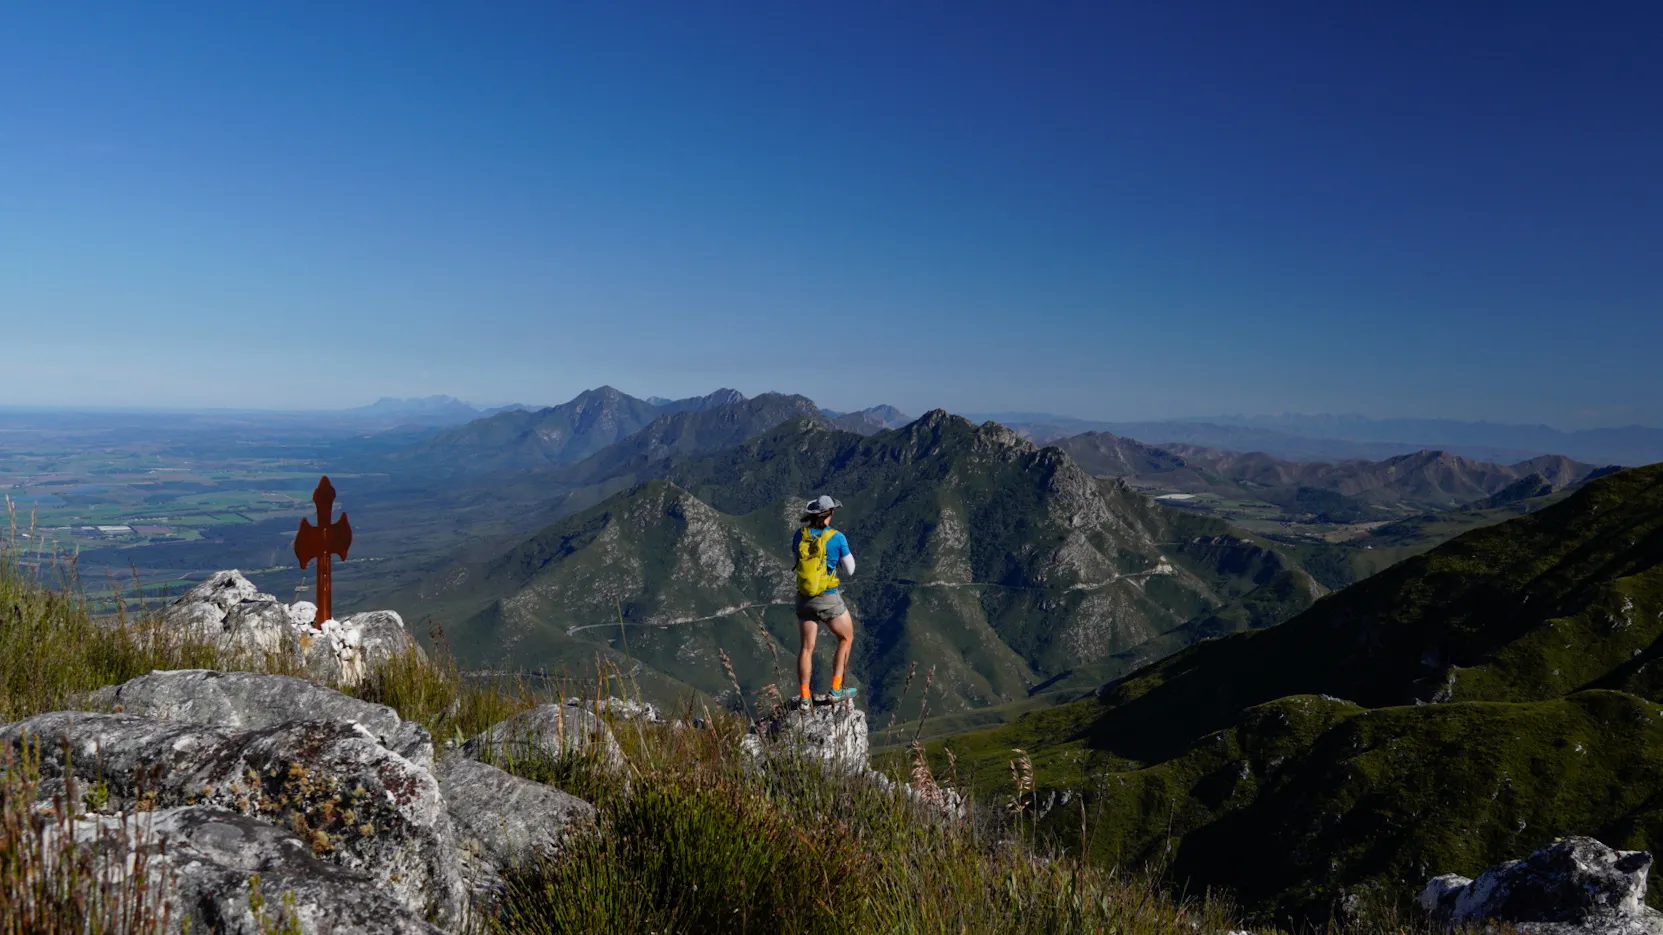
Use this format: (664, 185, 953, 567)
(794, 495, 857, 709)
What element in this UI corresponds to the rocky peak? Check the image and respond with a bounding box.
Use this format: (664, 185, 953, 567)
(913, 408, 960, 430)
(972, 418, 1036, 454)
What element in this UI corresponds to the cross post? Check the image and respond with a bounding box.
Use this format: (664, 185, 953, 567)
(294, 475, 352, 626)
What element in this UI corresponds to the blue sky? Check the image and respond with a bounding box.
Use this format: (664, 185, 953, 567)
(3, 3, 1659, 427)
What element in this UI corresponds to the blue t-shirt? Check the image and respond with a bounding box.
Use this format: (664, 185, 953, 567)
(794, 527, 851, 594)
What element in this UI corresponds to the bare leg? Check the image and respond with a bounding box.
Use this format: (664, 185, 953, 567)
(797, 618, 818, 693)
(826, 612, 854, 686)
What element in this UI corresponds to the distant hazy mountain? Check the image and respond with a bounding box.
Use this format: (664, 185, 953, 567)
(982, 416, 1542, 463)
(406, 411, 1326, 715)
(829, 405, 911, 435)
(409, 387, 749, 470)
(1194, 413, 1663, 466)
(973, 410, 1663, 466)
(339, 395, 488, 426)
(1055, 432, 1607, 515)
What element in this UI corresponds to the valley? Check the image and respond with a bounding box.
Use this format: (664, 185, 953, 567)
(3, 388, 1623, 729)
(925, 462, 1663, 925)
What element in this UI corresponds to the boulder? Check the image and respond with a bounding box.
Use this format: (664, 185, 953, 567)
(433, 756, 597, 907)
(57, 806, 445, 934)
(462, 704, 624, 772)
(569, 696, 663, 723)
(1419, 836, 1663, 935)
(341, 610, 419, 666)
(163, 571, 422, 688)
(0, 712, 467, 926)
(164, 570, 291, 655)
(298, 611, 423, 688)
(173, 569, 268, 614)
(744, 701, 869, 775)
(86, 669, 433, 769)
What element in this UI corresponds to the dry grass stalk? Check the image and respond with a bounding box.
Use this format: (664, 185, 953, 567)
(885, 661, 918, 732)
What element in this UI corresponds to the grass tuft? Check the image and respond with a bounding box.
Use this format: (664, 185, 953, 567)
(0, 742, 173, 934)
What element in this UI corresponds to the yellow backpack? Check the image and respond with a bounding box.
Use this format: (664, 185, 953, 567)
(795, 526, 840, 597)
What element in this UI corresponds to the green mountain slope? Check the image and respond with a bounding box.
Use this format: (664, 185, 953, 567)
(935, 462, 1663, 923)
(402, 411, 1330, 718)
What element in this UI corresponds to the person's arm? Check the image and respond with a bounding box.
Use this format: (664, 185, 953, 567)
(834, 533, 855, 578)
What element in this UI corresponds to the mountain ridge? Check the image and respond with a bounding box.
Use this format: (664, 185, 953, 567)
(1054, 432, 1607, 514)
(935, 461, 1663, 922)
(399, 409, 1331, 717)
(971, 411, 1663, 467)
(407, 387, 752, 470)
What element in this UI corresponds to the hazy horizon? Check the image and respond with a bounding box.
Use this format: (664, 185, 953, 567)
(4, 4, 1659, 426)
(3, 388, 1661, 434)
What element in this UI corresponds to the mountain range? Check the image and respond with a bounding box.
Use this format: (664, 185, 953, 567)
(1053, 432, 1609, 517)
(349, 388, 1630, 729)
(336, 395, 531, 428)
(404, 387, 747, 470)
(1201, 413, 1663, 467)
(940, 461, 1663, 924)
(396, 411, 1327, 716)
(970, 412, 1663, 467)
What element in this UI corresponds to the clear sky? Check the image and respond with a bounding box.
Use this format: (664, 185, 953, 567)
(3, 3, 1659, 427)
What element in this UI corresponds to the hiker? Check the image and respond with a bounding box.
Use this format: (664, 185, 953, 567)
(794, 494, 857, 708)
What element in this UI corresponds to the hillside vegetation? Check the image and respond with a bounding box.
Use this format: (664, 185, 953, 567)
(0, 545, 1247, 935)
(932, 462, 1663, 926)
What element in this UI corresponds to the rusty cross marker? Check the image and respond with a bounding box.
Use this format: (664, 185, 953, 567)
(294, 475, 352, 626)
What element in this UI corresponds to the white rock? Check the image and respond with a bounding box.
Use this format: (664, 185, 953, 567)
(1420, 836, 1663, 935)
(288, 600, 319, 627)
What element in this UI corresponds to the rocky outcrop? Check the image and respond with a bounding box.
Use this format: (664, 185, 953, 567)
(743, 701, 870, 775)
(743, 702, 966, 820)
(1420, 836, 1663, 935)
(0, 711, 468, 925)
(461, 703, 625, 772)
(59, 806, 445, 934)
(163, 571, 422, 687)
(433, 756, 596, 907)
(316, 610, 417, 685)
(87, 669, 433, 768)
(5, 667, 627, 931)
(164, 570, 292, 655)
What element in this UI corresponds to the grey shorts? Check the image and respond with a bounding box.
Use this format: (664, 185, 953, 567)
(795, 592, 848, 623)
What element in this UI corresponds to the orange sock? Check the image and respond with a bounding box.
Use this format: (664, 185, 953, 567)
(832, 675, 843, 692)
(800, 684, 811, 699)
